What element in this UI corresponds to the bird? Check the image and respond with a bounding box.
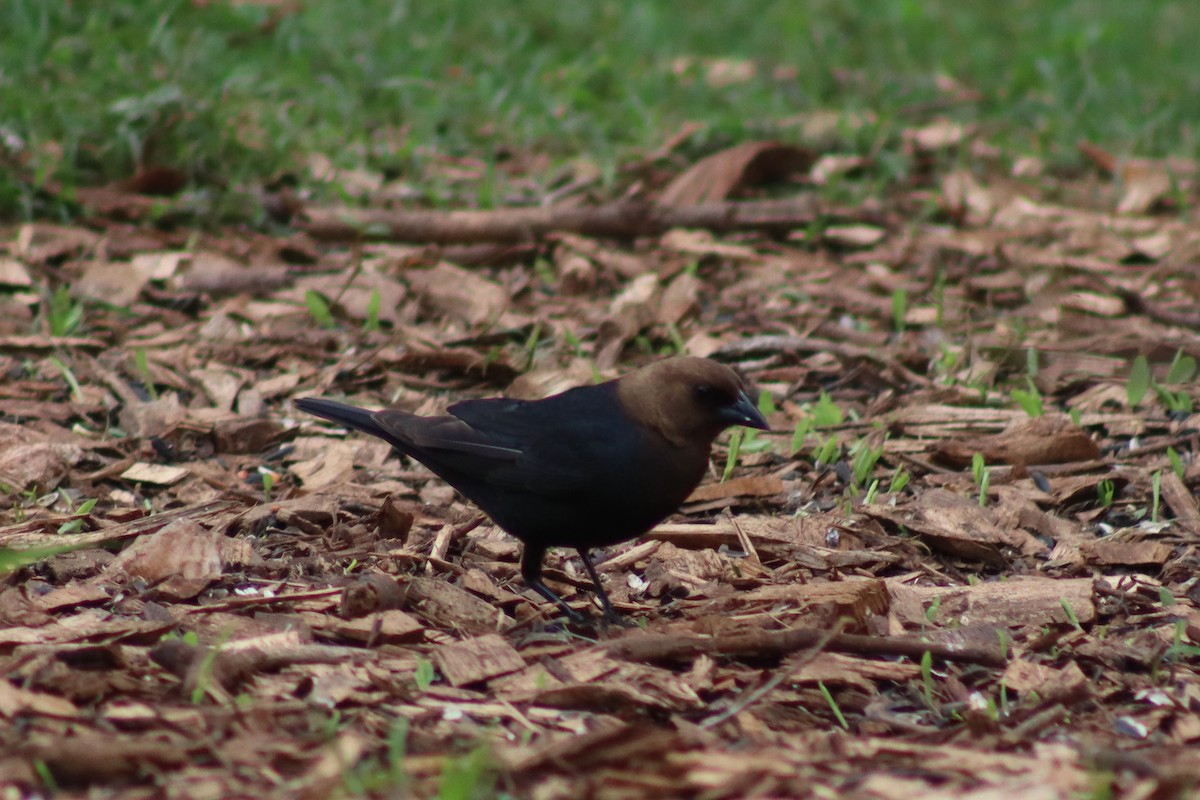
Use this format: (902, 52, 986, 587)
(294, 356, 769, 622)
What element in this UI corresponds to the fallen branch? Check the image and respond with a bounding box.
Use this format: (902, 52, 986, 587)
(603, 626, 1008, 668)
(300, 198, 827, 244)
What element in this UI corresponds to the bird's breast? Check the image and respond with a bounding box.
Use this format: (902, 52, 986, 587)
(519, 433, 709, 548)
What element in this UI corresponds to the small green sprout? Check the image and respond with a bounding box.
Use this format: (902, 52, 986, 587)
(818, 681, 849, 730)
(414, 658, 436, 691)
(722, 429, 744, 482)
(812, 392, 844, 428)
(364, 289, 382, 333)
(1151, 470, 1162, 522)
(1167, 447, 1185, 480)
(971, 453, 990, 506)
(1011, 378, 1044, 418)
(891, 287, 908, 333)
(135, 348, 159, 400)
(47, 287, 84, 337)
(305, 290, 336, 329)
(1126, 355, 1150, 407)
(791, 418, 812, 456)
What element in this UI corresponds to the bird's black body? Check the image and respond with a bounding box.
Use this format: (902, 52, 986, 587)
(295, 357, 768, 621)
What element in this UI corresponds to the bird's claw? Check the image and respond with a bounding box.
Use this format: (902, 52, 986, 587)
(600, 608, 636, 628)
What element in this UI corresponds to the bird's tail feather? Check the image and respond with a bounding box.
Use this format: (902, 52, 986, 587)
(294, 397, 382, 436)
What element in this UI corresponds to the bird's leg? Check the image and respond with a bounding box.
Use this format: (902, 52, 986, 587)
(577, 549, 627, 624)
(521, 543, 585, 624)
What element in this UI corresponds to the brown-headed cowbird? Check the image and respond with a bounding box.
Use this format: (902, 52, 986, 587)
(295, 357, 768, 621)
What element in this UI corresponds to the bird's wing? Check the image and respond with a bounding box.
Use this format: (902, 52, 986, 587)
(438, 396, 618, 495)
(371, 411, 523, 461)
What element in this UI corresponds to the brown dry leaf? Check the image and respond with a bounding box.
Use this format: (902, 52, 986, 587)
(941, 169, 996, 223)
(191, 366, 246, 412)
(658, 271, 701, 326)
(34, 581, 111, 611)
(659, 228, 761, 260)
(16, 223, 100, 263)
(903, 119, 968, 154)
(0, 437, 82, 491)
(1129, 231, 1174, 260)
(552, 232, 653, 278)
(118, 394, 187, 439)
(393, 342, 521, 382)
(823, 224, 886, 248)
(1079, 141, 1196, 214)
(289, 439, 363, 491)
(105, 519, 228, 599)
(307, 153, 385, 197)
(74, 257, 163, 307)
(213, 415, 285, 454)
(0, 257, 33, 287)
(688, 474, 785, 503)
(176, 251, 291, 295)
(296, 733, 371, 800)
(790, 652, 921, 691)
(554, 249, 596, 295)
(406, 262, 508, 327)
(810, 154, 868, 185)
(1080, 538, 1173, 567)
(934, 414, 1101, 467)
(595, 273, 660, 367)
(1116, 164, 1173, 215)
(1001, 659, 1089, 701)
(660, 141, 812, 206)
(1058, 291, 1125, 317)
(890, 404, 1024, 435)
(0, 678, 80, 718)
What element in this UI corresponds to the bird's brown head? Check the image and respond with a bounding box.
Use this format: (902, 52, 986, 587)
(615, 356, 769, 447)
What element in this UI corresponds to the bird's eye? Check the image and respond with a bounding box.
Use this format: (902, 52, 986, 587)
(693, 383, 729, 406)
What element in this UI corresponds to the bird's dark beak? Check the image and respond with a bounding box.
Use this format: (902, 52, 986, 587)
(720, 390, 770, 431)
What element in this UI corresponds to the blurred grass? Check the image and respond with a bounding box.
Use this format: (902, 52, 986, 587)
(1, 0, 1197, 218)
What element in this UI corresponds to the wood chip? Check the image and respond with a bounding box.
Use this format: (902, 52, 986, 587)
(1080, 539, 1174, 566)
(331, 610, 424, 644)
(432, 634, 525, 687)
(888, 577, 1096, 629)
(119, 462, 191, 486)
(688, 474, 785, 502)
(1001, 659, 1090, 700)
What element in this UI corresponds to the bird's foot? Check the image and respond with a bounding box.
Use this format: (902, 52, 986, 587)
(599, 607, 637, 629)
(558, 605, 589, 626)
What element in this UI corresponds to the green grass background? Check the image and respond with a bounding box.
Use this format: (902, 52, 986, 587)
(2, 0, 1197, 217)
